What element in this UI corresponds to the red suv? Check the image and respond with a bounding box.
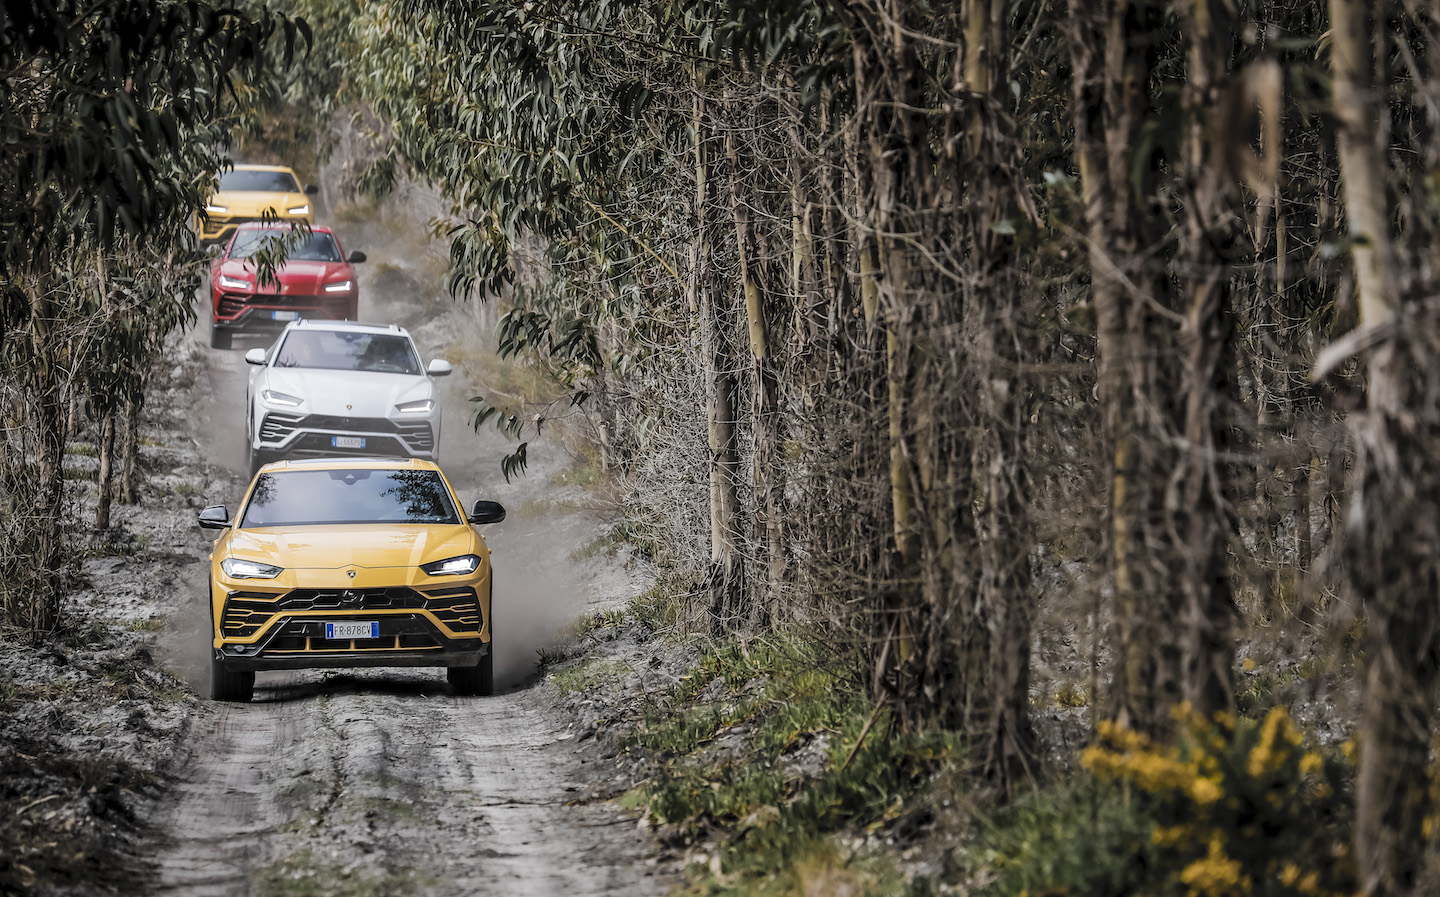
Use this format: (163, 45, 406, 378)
(208, 223, 366, 349)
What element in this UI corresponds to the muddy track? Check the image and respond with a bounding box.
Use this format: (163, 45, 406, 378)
(153, 671, 664, 896)
(145, 235, 667, 895)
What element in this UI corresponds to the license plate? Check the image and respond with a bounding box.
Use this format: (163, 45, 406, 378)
(271, 311, 299, 321)
(326, 621, 379, 640)
(331, 435, 366, 449)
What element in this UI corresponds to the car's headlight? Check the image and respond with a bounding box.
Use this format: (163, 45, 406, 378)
(323, 280, 353, 293)
(261, 389, 304, 407)
(221, 558, 283, 579)
(421, 555, 481, 576)
(395, 399, 434, 414)
(205, 203, 229, 213)
(219, 274, 250, 289)
(287, 204, 311, 215)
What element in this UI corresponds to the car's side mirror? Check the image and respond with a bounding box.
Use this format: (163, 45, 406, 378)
(468, 500, 506, 525)
(347, 250, 367, 263)
(304, 184, 319, 195)
(198, 505, 231, 530)
(427, 359, 452, 377)
(244, 348, 266, 366)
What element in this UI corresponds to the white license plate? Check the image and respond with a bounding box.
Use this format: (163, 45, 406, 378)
(326, 621, 379, 640)
(331, 435, 366, 449)
(271, 310, 299, 321)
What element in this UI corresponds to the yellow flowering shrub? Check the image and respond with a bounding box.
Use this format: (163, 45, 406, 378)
(1077, 705, 1354, 897)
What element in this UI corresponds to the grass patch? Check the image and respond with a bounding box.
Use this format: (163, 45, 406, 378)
(127, 615, 166, 633)
(77, 533, 152, 559)
(624, 631, 962, 890)
(572, 524, 630, 561)
(63, 466, 100, 482)
(254, 848, 429, 897)
(550, 658, 630, 695)
(564, 607, 626, 638)
(553, 461, 602, 488)
(629, 577, 687, 633)
(67, 442, 99, 458)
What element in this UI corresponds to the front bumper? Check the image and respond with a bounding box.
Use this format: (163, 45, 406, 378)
(198, 212, 313, 245)
(213, 290, 355, 333)
(254, 411, 437, 460)
(213, 584, 484, 671)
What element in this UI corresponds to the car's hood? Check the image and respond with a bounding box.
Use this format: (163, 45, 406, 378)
(209, 189, 310, 217)
(261, 368, 432, 416)
(219, 258, 350, 294)
(227, 524, 475, 570)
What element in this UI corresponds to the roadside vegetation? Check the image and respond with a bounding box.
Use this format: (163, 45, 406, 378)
(267, 1, 1440, 892)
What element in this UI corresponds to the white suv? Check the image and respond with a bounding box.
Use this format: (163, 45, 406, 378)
(244, 320, 451, 474)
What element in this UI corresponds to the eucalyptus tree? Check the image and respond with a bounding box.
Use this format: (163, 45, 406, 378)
(347, 0, 789, 624)
(1319, 3, 1440, 891)
(0, 0, 305, 632)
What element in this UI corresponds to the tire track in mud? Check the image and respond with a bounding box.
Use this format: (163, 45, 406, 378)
(154, 669, 667, 896)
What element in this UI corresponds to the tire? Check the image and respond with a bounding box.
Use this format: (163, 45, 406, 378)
(247, 443, 268, 478)
(210, 655, 254, 702)
(450, 581, 494, 696)
(448, 645, 494, 696)
(209, 321, 232, 350)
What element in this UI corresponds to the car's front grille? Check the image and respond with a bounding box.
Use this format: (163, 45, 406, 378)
(216, 293, 350, 320)
(255, 414, 434, 454)
(259, 412, 305, 442)
(281, 586, 426, 611)
(219, 590, 285, 638)
(421, 586, 482, 630)
(305, 415, 394, 432)
(396, 421, 435, 452)
(219, 586, 481, 639)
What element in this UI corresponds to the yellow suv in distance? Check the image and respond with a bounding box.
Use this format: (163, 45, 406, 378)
(198, 163, 318, 245)
(198, 458, 506, 702)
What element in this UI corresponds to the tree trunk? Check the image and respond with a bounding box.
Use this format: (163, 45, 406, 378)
(1068, 0, 1241, 734)
(693, 94, 743, 631)
(726, 128, 784, 627)
(95, 407, 116, 530)
(1173, 0, 1241, 717)
(120, 391, 142, 504)
(1328, 2, 1440, 893)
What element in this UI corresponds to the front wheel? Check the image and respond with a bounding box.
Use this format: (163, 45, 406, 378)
(247, 443, 270, 478)
(210, 655, 254, 702)
(209, 318, 232, 350)
(448, 644, 494, 696)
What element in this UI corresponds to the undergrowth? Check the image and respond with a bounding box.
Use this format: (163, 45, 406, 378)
(622, 631, 960, 894)
(964, 706, 1355, 897)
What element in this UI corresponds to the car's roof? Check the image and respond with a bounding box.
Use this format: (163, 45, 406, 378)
(261, 457, 442, 473)
(226, 163, 301, 173)
(280, 319, 410, 337)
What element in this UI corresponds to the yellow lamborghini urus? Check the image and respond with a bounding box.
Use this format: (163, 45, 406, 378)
(197, 163, 318, 245)
(199, 458, 505, 702)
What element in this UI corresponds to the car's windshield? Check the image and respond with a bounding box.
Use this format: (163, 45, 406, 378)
(230, 229, 341, 262)
(218, 169, 302, 192)
(240, 469, 460, 527)
(272, 331, 421, 375)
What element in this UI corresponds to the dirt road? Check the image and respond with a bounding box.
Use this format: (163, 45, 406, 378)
(147, 247, 666, 895)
